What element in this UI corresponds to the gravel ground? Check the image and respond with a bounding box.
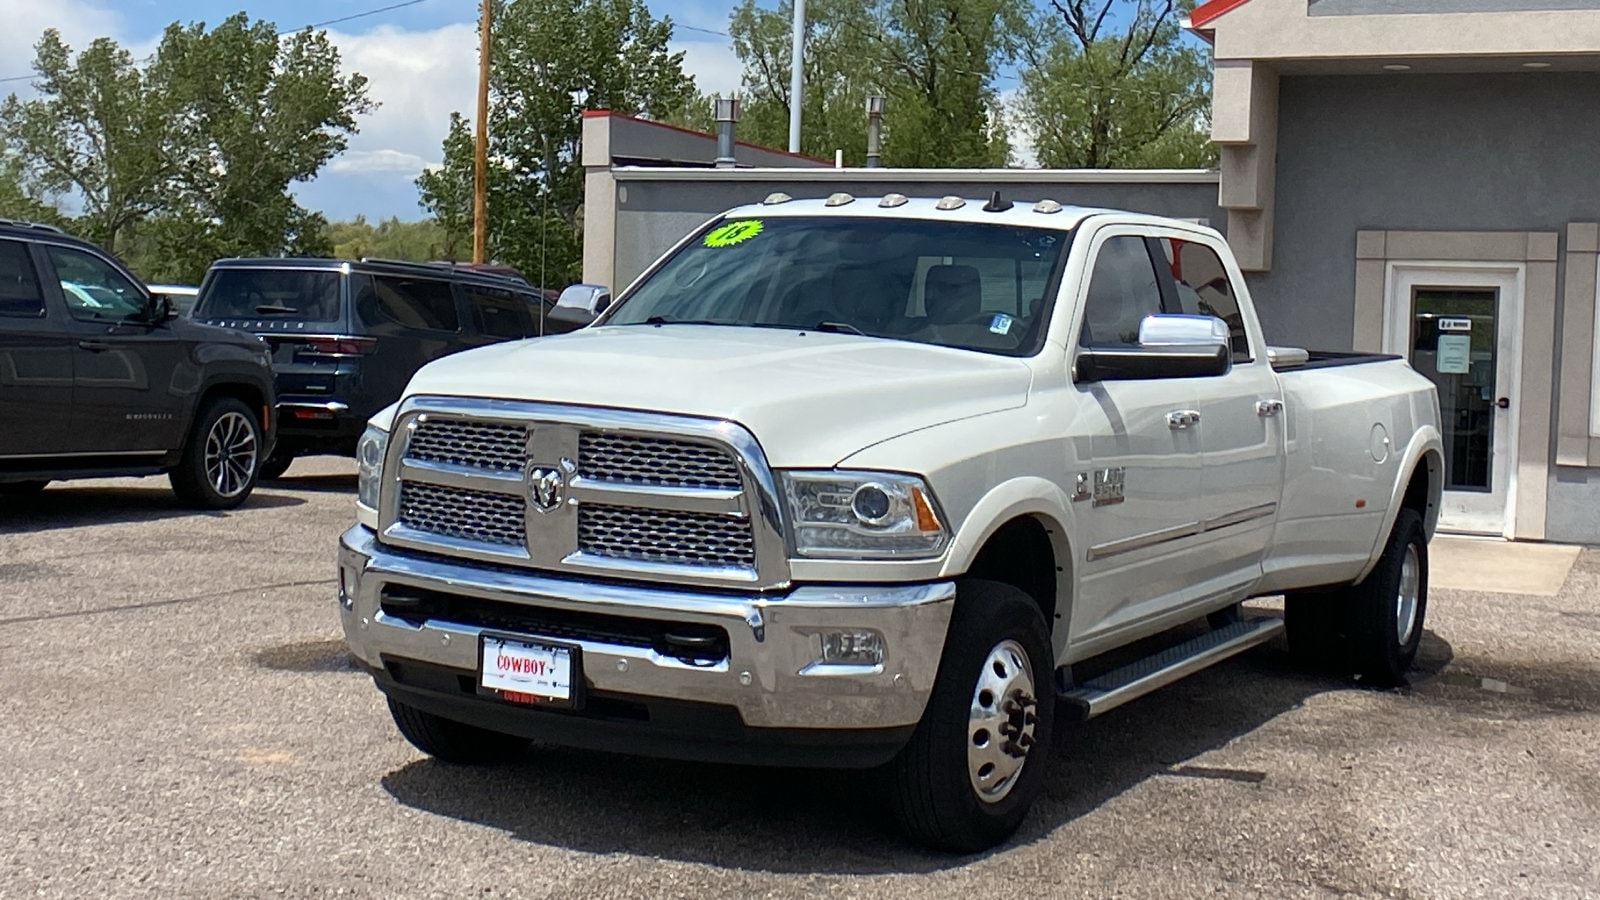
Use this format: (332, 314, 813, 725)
(2, 458, 1597, 899)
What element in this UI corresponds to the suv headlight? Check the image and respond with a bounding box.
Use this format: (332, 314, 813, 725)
(356, 423, 389, 528)
(780, 471, 948, 559)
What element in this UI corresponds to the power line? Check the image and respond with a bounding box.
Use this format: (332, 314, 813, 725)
(0, 0, 430, 86)
(674, 23, 731, 38)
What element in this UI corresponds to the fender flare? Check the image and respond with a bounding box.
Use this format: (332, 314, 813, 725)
(940, 477, 1078, 644)
(1354, 424, 1444, 584)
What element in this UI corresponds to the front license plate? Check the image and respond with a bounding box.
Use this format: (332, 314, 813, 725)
(479, 635, 577, 707)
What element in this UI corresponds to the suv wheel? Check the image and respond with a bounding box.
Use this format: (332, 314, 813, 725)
(169, 397, 263, 510)
(259, 444, 295, 481)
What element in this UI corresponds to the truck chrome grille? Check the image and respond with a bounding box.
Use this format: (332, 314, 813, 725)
(398, 481, 525, 546)
(406, 418, 526, 473)
(579, 505, 755, 567)
(579, 433, 741, 489)
(381, 401, 786, 587)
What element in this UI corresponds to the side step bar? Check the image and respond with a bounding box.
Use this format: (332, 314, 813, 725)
(1060, 617, 1285, 720)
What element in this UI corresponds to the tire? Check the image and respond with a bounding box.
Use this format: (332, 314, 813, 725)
(886, 579, 1056, 853)
(168, 397, 263, 510)
(386, 698, 528, 764)
(1284, 509, 1428, 686)
(258, 444, 295, 481)
(1345, 508, 1428, 686)
(0, 480, 49, 496)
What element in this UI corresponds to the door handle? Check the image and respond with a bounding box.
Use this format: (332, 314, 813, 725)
(1496, 397, 1510, 409)
(1256, 399, 1284, 417)
(1167, 410, 1201, 430)
(77, 340, 110, 352)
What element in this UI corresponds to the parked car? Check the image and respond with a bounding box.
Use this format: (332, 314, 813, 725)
(189, 257, 585, 479)
(336, 195, 1444, 851)
(0, 220, 276, 508)
(146, 284, 201, 317)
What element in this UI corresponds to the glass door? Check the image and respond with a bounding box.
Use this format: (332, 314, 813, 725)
(1386, 267, 1520, 535)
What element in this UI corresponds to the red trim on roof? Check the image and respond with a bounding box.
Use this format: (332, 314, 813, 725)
(1188, 0, 1253, 28)
(582, 109, 831, 164)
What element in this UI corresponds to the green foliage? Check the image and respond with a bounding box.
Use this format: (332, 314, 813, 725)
(418, 0, 697, 287)
(0, 16, 372, 283)
(723, 0, 1020, 167)
(0, 152, 65, 226)
(325, 215, 452, 262)
(1018, 0, 1215, 168)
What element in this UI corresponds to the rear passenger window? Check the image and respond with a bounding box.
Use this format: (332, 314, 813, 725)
(464, 285, 532, 339)
(1079, 236, 1163, 348)
(0, 240, 44, 318)
(1154, 237, 1252, 361)
(372, 276, 459, 332)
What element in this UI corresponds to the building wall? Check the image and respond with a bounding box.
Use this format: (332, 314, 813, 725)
(1251, 72, 1600, 348)
(603, 172, 1223, 290)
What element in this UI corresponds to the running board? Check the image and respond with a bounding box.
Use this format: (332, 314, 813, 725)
(1060, 617, 1285, 720)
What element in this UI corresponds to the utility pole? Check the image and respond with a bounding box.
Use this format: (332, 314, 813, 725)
(472, 0, 492, 264)
(788, 0, 805, 153)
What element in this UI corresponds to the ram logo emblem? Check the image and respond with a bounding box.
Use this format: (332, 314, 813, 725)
(527, 458, 575, 513)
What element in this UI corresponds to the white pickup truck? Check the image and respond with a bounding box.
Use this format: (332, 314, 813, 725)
(338, 194, 1443, 852)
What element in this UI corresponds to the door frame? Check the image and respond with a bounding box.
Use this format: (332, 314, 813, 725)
(1383, 261, 1524, 538)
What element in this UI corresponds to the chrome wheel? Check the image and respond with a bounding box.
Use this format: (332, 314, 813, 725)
(967, 639, 1037, 804)
(204, 411, 258, 499)
(1396, 543, 1421, 645)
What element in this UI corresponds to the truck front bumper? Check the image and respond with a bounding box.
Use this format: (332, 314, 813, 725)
(338, 526, 955, 767)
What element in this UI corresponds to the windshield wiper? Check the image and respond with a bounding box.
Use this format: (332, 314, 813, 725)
(255, 304, 299, 315)
(643, 316, 730, 326)
(812, 321, 865, 336)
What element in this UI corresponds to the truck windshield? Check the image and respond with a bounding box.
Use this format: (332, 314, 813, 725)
(605, 216, 1071, 357)
(196, 269, 342, 323)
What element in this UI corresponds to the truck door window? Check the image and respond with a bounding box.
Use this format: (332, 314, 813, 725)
(44, 244, 146, 322)
(1153, 237, 1252, 362)
(1078, 236, 1164, 348)
(0, 240, 44, 318)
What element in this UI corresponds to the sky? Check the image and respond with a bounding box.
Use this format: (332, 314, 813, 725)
(0, 0, 1034, 223)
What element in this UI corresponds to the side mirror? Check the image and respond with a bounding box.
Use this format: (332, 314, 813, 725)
(548, 283, 612, 327)
(144, 292, 177, 324)
(1076, 314, 1231, 382)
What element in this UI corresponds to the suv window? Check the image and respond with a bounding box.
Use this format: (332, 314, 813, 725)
(372, 275, 459, 332)
(464, 284, 532, 339)
(1079, 236, 1163, 348)
(0, 240, 44, 318)
(46, 244, 146, 322)
(198, 268, 342, 322)
(1153, 236, 1252, 361)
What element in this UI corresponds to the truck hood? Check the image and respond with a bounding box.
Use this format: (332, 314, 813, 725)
(400, 325, 1033, 467)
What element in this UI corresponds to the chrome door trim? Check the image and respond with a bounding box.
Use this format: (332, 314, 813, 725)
(1086, 502, 1277, 561)
(1202, 502, 1278, 532)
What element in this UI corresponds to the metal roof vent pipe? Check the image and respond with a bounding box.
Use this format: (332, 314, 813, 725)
(865, 93, 885, 168)
(715, 95, 740, 169)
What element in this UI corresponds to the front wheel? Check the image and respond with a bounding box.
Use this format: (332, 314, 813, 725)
(886, 579, 1056, 853)
(169, 397, 263, 510)
(387, 698, 528, 764)
(258, 444, 295, 481)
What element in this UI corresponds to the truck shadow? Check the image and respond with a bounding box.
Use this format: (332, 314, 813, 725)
(260, 472, 356, 495)
(380, 628, 1462, 875)
(0, 486, 303, 533)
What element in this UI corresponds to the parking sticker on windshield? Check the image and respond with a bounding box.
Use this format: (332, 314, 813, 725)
(704, 220, 764, 248)
(989, 313, 1013, 335)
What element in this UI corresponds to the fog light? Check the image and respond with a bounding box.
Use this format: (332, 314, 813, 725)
(821, 629, 885, 665)
(338, 565, 356, 610)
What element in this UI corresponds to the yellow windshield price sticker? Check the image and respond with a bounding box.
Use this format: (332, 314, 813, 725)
(703, 220, 764, 248)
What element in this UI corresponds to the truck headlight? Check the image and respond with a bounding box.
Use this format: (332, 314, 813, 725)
(780, 471, 948, 559)
(356, 423, 389, 528)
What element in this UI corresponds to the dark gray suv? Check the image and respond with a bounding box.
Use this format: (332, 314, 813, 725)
(0, 220, 277, 509)
(190, 257, 582, 479)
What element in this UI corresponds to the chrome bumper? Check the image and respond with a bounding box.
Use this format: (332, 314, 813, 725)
(338, 526, 954, 730)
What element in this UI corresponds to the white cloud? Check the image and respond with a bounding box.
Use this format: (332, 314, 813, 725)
(999, 87, 1039, 168)
(672, 34, 742, 99)
(327, 148, 433, 175)
(0, 0, 127, 88)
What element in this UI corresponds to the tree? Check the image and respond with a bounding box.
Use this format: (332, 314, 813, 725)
(1017, 0, 1215, 168)
(325, 215, 451, 261)
(0, 152, 65, 227)
(0, 31, 179, 252)
(418, 0, 697, 287)
(722, 0, 1019, 167)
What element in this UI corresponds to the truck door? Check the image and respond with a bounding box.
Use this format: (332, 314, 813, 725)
(1067, 231, 1208, 645)
(0, 239, 73, 456)
(1152, 234, 1284, 590)
(41, 242, 190, 453)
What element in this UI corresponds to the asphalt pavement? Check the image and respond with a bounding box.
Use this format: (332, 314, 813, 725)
(2, 458, 1597, 898)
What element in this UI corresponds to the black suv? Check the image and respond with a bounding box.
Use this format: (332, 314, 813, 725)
(190, 257, 581, 478)
(0, 220, 276, 509)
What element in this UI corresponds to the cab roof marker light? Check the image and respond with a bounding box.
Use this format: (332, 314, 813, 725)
(879, 193, 909, 208)
(824, 192, 856, 207)
(1033, 199, 1064, 214)
(762, 192, 793, 205)
(935, 195, 966, 211)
